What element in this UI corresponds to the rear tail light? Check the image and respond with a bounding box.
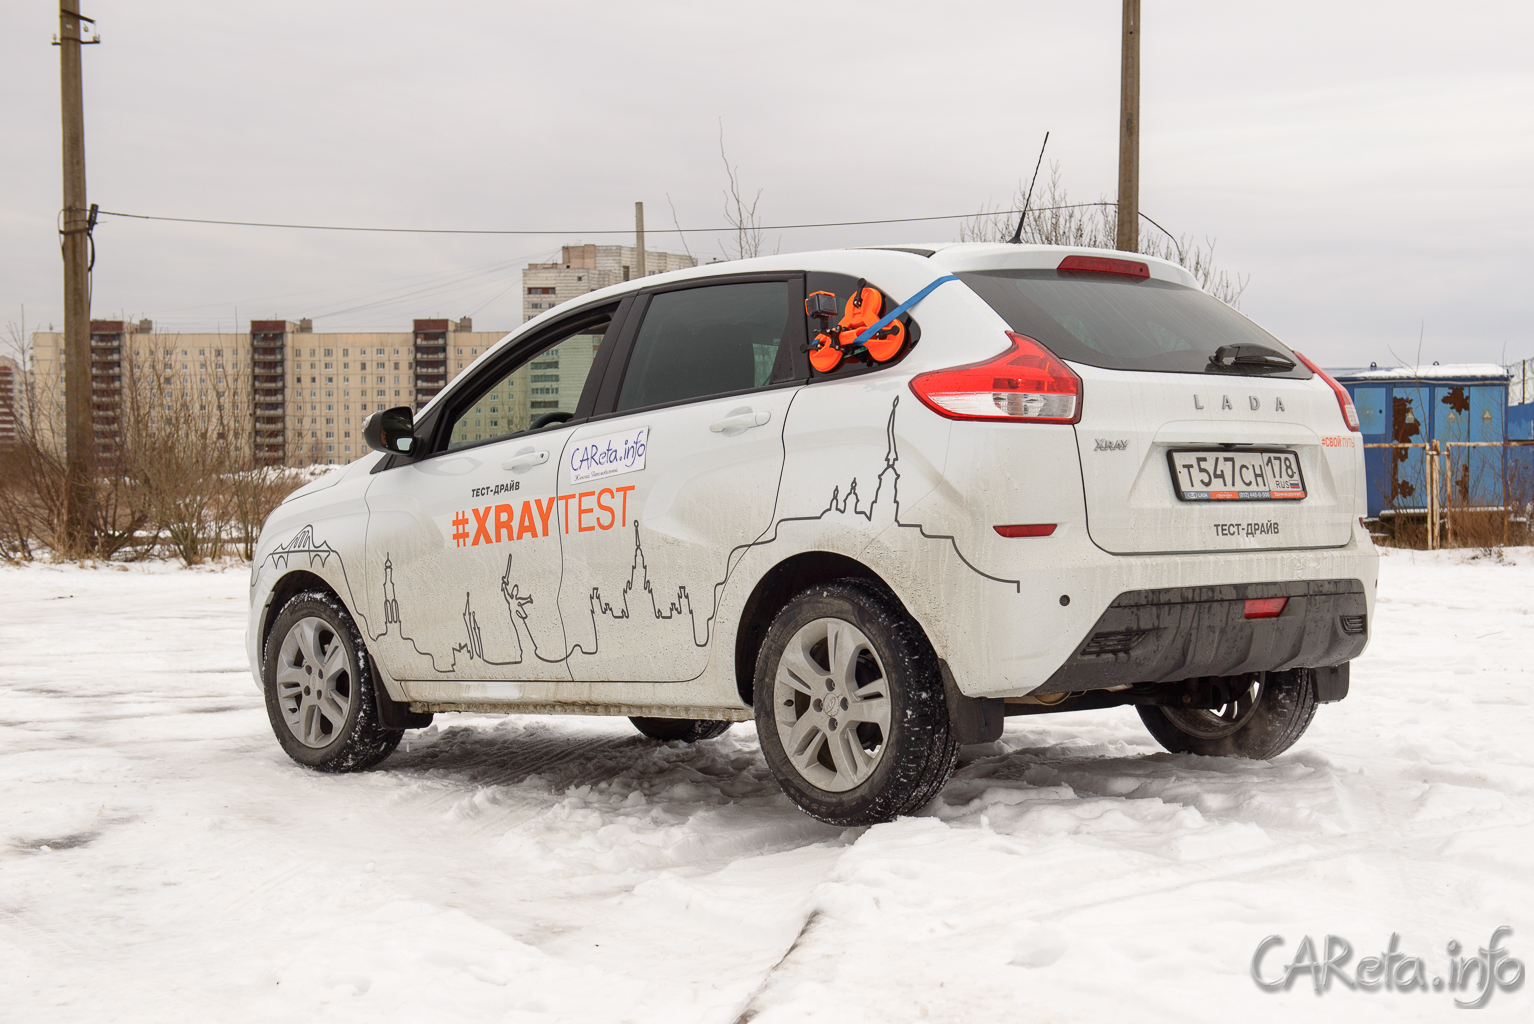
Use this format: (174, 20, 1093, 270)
(1244, 597, 1288, 619)
(1292, 351, 1360, 432)
(909, 332, 1081, 423)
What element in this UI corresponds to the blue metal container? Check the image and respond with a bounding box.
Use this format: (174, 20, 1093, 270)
(1327, 365, 1511, 518)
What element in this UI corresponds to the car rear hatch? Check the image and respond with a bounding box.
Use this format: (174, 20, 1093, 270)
(956, 257, 1356, 554)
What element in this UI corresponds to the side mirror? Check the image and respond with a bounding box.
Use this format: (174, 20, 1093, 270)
(363, 406, 417, 455)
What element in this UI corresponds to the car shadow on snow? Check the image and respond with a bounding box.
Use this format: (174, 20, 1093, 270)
(374, 722, 845, 865)
(370, 717, 1344, 842)
(379, 720, 790, 807)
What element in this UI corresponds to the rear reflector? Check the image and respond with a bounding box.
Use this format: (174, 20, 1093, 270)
(1243, 597, 1288, 619)
(1292, 350, 1361, 432)
(994, 523, 1057, 538)
(1057, 254, 1150, 279)
(909, 332, 1081, 423)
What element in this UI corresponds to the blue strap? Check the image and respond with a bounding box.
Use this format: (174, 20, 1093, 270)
(853, 274, 959, 346)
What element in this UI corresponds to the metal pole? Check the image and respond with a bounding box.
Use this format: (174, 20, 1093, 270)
(1115, 0, 1141, 253)
(1444, 445, 1455, 547)
(59, 2, 94, 555)
(1426, 441, 1439, 550)
(635, 202, 646, 279)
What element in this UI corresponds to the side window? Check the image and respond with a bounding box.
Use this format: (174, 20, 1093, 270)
(446, 315, 611, 450)
(805, 272, 921, 381)
(615, 280, 796, 413)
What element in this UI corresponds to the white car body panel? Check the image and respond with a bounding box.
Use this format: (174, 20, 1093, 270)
(1070, 365, 1362, 554)
(248, 244, 1378, 717)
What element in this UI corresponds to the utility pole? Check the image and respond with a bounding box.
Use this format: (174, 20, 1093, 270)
(1115, 0, 1141, 254)
(58, 2, 97, 554)
(635, 202, 646, 279)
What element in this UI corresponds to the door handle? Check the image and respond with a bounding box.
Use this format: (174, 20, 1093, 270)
(709, 409, 772, 434)
(502, 449, 549, 470)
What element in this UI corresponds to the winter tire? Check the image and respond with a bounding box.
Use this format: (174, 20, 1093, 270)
(754, 579, 959, 826)
(628, 717, 733, 742)
(262, 590, 403, 772)
(1137, 669, 1319, 759)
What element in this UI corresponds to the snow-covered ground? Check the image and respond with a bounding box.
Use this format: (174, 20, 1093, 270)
(3, 549, 1531, 1022)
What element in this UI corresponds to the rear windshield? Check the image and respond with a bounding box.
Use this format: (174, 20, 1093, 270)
(956, 269, 1312, 378)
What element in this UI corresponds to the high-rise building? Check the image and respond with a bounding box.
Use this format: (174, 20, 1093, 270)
(522, 244, 696, 323)
(0, 355, 20, 447)
(30, 321, 254, 463)
(25, 245, 695, 466)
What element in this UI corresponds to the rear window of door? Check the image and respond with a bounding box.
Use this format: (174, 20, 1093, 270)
(956, 269, 1311, 378)
(615, 280, 800, 412)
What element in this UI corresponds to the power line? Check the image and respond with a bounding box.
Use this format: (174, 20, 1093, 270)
(95, 203, 1124, 237)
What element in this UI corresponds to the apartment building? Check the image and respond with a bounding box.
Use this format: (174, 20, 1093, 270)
(28, 320, 254, 462)
(27, 245, 695, 466)
(31, 318, 504, 466)
(0, 355, 19, 447)
(522, 244, 696, 321)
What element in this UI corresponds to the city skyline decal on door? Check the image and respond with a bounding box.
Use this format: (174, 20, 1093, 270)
(264, 395, 1018, 680)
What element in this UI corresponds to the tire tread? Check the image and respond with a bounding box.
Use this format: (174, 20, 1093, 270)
(754, 578, 959, 826)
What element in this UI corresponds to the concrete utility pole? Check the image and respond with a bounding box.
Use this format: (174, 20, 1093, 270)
(1115, 0, 1141, 254)
(635, 202, 646, 279)
(58, 1, 97, 553)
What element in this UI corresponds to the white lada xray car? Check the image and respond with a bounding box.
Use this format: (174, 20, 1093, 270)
(248, 244, 1375, 826)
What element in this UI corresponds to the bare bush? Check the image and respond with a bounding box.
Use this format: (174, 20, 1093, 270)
(960, 163, 1249, 307)
(0, 324, 305, 565)
(225, 466, 303, 561)
(0, 446, 45, 562)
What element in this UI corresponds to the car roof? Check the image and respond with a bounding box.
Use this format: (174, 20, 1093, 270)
(551, 242, 1197, 307)
(441, 243, 1202, 414)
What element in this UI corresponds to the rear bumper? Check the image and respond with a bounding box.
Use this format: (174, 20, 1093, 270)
(1040, 578, 1367, 693)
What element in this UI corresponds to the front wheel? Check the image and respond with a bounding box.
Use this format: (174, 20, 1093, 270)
(754, 579, 959, 826)
(1137, 669, 1319, 759)
(262, 591, 403, 772)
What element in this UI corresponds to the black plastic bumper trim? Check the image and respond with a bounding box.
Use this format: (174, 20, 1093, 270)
(1041, 578, 1368, 693)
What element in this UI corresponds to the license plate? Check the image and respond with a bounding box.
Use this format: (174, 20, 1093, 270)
(1167, 449, 1306, 501)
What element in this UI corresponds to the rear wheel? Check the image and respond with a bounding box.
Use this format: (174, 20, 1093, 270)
(754, 579, 958, 826)
(1137, 669, 1319, 759)
(628, 717, 733, 742)
(262, 591, 402, 772)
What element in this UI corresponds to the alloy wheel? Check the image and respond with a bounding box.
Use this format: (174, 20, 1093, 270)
(772, 616, 892, 793)
(274, 616, 355, 748)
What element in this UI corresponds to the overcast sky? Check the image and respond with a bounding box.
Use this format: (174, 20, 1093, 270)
(2, 1, 1530, 369)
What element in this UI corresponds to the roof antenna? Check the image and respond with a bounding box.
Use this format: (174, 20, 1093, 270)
(1008, 131, 1050, 244)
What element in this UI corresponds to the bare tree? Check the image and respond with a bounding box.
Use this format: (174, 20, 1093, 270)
(718, 122, 767, 261)
(665, 192, 695, 263)
(961, 163, 1248, 307)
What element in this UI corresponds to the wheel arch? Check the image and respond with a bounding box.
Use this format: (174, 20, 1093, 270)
(733, 551, 896, 706)
(259, 570, 337, 659)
